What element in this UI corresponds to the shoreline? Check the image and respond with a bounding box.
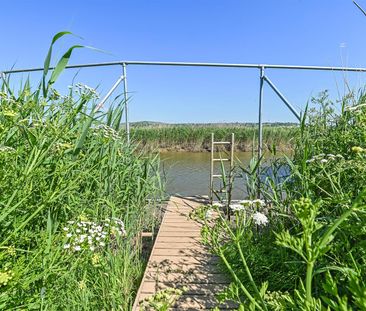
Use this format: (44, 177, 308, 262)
(136, 143, 293, 153)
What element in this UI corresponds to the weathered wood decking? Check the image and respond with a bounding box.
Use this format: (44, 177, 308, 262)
(133, 196, 235, 310)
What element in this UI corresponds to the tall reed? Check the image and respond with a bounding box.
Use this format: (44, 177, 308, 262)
(0, 32, 162, 309)
(131, 124, 296, 152)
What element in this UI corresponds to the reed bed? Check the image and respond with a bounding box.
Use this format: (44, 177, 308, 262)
(131, 124, 296, 152)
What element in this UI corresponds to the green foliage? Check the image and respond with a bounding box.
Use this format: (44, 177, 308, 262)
(0, 34, 162, 309)
(131, 124, 296, 152)
(139, 287, 185, 311)
(199, 90, 366, 310)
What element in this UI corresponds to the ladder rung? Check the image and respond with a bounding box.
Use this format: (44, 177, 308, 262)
(212, 174, 223, 178)
(213, 141, 231, 145)
(213, 158, 230, 162)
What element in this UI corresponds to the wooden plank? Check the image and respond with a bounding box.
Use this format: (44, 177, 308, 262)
(163, 220, 197, 224)
(147, 263, 224, 274)
(154, 242, 206, 249)
(157, 237, 202, 244)
(144, 272, 230, 284)
(152, 248, 209, 257)
(172, 295, 238, 309)
(140, 282, 229, 295)
(137, 294, 238, 309)
(149, 255, 219, 265)
(132, 196, 233, 311)
(158, 231, 203, 237)
(159, 224, 201, 229)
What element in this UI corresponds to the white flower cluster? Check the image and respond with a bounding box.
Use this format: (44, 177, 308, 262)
(63, 217, 126, 252)
(92, 124, 120, 141)
(230, 204, 245, 212)
(253, 212, 269, 226)
(306, 153, 343, 164)
(230, 199, 265, 212)
(205, 209, 214, 219)
(48, 88, 61, 100)
(0, 146, 15, 153)
(69, 83, 100, 99)
(345, 103, 366, 113)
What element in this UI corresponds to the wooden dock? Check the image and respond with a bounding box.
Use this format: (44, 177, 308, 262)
(132, 196, 235, 310)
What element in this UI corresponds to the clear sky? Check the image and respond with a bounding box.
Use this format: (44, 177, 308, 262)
(2, 0, 366, 123)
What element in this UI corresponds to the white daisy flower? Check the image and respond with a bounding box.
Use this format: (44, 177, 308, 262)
(230, 204, 245, 212)
(253, 212, 269, 226)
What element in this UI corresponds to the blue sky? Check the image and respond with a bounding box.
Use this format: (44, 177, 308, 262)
(2, 0, 366, 123)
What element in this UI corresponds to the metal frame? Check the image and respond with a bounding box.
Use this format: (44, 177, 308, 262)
(2, 60, 366, 194)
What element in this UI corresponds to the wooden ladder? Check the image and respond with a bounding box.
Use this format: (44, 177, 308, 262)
(209, 133, 235, 205)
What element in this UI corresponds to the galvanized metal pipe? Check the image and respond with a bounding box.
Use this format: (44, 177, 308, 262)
(122, 63, 130, 144)
(263, 76, 301, 121)
(258, 67, 265, 161)
(257, 67, 265, 197)
(94, 74, 125, 112)
(4, 61, 366, 74)
(210, 133, 214, 204)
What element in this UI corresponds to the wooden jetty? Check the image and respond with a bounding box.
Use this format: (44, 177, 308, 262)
(132, 196, 235, 310)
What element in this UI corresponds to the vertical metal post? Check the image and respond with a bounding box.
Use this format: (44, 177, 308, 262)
(0, 72, 6, 83)
(122, 63, 130, 144)
(210, 133, 214, 204)
(257, 66, 265, 197)
(230, 133, 234, 172)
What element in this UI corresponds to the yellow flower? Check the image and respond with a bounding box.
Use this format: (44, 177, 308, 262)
(0, 268, 14, 287)
(78, 214, 88, 222)
(352, 146, 364, 153)
(91, 254, 101, 266)
(3, 110, 16, 117)
(6, 246, 16, 257)
(78, 280, 86, 290)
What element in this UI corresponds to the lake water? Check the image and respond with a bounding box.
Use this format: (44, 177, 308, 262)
(160, 151, 258, 200)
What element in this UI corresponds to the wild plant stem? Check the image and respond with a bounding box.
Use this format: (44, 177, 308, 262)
(306, 261, 314, 302)
(236, 241, 268, 311)
(217, 248, 263, 310)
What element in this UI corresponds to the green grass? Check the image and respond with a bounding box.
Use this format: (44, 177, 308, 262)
(197, 90, 366, 309)
(0, 33, 162, 310)
(131, 124, 297, 152)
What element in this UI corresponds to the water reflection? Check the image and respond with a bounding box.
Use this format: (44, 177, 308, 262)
(160, 151, 258, 199)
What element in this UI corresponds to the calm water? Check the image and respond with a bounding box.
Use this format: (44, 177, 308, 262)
(160, 151, 257, 199)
